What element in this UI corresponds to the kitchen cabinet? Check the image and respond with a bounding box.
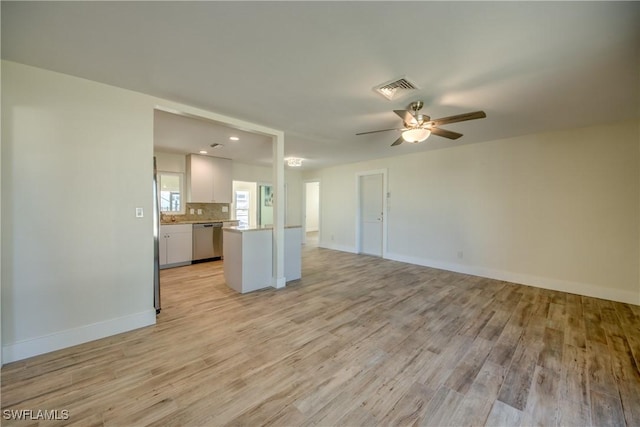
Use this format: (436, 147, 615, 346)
(220, 220, 239, 258)
(159, 224, 193, 268)
(211, 157, 232, 203)
(186, 154, 232, 203)
(222, 226, 302, 293)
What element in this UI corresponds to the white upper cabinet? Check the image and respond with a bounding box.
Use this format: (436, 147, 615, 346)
(211, 156, 232, 203)
(186, 154, 232, 203)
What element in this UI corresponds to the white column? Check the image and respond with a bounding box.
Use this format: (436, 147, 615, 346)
(272, 131, 286, 288)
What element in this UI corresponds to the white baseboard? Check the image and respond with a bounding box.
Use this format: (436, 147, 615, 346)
(318, 241, 357, 254)
(2, 309, 157, 364)
(385, 252, 640, 306)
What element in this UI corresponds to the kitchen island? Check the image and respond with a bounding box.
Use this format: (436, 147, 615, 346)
(222, 225, 302, 293)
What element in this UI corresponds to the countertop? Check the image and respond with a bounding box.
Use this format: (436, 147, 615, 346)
(161, 219, 238, 225)
(223, 225, 302, 233)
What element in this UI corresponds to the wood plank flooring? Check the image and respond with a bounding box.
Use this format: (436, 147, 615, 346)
(2, 245, 639, 426)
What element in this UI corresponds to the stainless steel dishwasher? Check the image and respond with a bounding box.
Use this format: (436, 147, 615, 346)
(193, 223, 223, 262)
(193, 223, 214, 261)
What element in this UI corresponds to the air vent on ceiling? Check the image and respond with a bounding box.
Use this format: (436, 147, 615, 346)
(373, 77, 419, 101)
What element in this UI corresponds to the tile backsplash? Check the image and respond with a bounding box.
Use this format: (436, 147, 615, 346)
(161, 203, 230, 223)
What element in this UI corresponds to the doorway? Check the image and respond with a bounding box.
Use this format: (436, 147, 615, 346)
(232, 181, 257, 228)
(357, 170, 387, 257)
(258, 184, 274, 227)
(304, 181, 320, 246)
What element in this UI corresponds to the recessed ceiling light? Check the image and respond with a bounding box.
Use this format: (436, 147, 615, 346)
(199, 150, 207, 154)
(229, 136, 239, 141)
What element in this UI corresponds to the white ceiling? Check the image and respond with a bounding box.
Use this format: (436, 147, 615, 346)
(3, 2, 639, 170)
(153, 110, 274, 165)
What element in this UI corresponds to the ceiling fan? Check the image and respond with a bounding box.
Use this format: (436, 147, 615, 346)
(357, 101, 486, 146)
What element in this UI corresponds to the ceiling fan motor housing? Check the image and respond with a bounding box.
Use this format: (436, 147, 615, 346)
(409, 101, 424, 112)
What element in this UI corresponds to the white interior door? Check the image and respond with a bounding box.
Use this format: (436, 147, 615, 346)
(305, 182, 320, 232)
(360, 173, 383, 256)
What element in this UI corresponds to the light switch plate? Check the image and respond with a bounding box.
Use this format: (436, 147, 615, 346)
(222, 206, 228, 213)
(197, 209, 203, 215)
(190, 208, 195, 214)
(135, 207, 144, 218)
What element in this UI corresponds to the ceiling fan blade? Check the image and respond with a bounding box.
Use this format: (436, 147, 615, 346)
(391, 136, 404, 146)
(429, 111, 486, 126)
(430, 127, 463, 140)
(356, 127, 402, 136)
(394, 109, 417, 126)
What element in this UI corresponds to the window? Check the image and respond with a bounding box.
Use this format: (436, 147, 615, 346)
(235, 190, 249, 227)
(159, 172, 183, 213)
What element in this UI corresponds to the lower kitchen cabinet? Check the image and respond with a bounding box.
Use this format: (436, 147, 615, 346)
(159, 224, 192, 268)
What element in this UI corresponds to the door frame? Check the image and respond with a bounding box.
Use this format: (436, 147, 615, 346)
(154, 105, 286, 289)
(355, 169, 388, 257)
(257, 181, 288, 227)
(257, 182, 273, 227)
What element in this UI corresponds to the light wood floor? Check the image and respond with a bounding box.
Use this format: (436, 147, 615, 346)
(2, 246, 639, 426)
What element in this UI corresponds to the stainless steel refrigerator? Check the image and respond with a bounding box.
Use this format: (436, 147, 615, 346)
(153, 157, 161, 314)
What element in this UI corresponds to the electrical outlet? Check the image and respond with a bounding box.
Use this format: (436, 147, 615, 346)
(222, 206, 228, 213)
(457, 251, 463, 259)
(331, 234, 334, 241)
(190, 208, 195, 215)
(135, 207, 144, 218)
(197, 209, 203, 215)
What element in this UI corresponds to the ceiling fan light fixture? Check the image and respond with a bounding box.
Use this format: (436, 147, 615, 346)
(402, 128, 431, 143)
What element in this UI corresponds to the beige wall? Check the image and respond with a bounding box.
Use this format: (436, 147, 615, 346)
(307, 120, 640, 304)
(2, 61, 157, 362)
(154, 151, 186, 174)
